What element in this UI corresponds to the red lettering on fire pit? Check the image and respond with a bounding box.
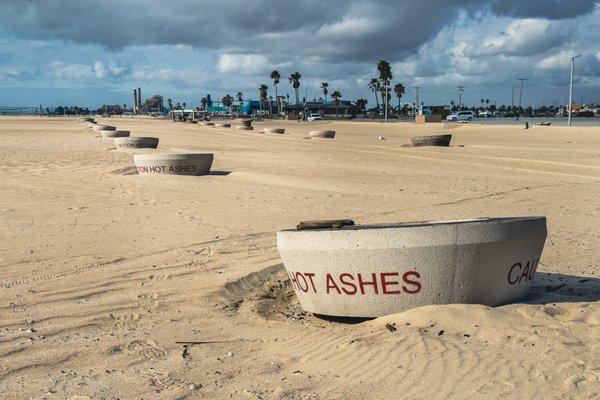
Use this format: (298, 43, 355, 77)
(288, 271, 317, 293)
(339, 273, 357, 295)
(137, 165, 167, 173)
(168, 165, 198, 173)
(288, 271, 422, 295)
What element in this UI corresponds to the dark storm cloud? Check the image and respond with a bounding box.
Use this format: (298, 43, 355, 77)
(490, 0, 598, 19)
(0, 0, 476, 62)
(1, 0, 599, 108)
(1, 0, 596, 64)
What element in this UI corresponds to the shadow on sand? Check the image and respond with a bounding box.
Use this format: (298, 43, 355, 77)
(521, 272, 600, 304)
(314, 314, 374, 324)
(209, 170, 231, 176)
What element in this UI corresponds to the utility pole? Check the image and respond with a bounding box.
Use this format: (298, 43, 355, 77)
(568, 55, 582, 126)
(414, 86, 421, 116)
(516, 78, 526, 120)
(511, 84, 515, 113)
(384, 80, 389, 123)
(457, 85, 465, 108)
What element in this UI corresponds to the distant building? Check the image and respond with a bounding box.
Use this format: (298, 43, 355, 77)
(226, 100, 262, 115)
(140, 95, 164, 113)
(284, 100, 360, 116)
(241, 100, 262, 114)
(422, 105, 450, 118)
(99, 105, 125, 115)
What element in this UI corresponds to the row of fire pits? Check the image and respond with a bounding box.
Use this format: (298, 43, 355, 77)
(83, 117, 214, 175)
(186, 117, 338, 138)
(169, 116, 453, 145)
(80, 117, 545, 318)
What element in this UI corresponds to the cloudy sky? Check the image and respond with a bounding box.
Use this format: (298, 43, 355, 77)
(0, 0, 598, 108)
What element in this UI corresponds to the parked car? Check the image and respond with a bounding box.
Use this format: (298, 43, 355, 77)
(446, 111, 475, 121)
(307, 113, 322, 121)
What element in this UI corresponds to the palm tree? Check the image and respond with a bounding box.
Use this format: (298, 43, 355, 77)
(200, 97, 207, 110)
(369, 78, 380, 112)
(331, 90, 342, 117)
(288, 72, 302, 105)
(222, 94, 234, 110)
(321, 82, 329, 102)
(270, 70, 281, 113)
(259, 84, 269, 112)
(237, 92, 243, 115)
(394, 83, 405, 115)
(167, 98, 174, 120)
(182, 102, 187, 110)
(377, 59, 393, 121)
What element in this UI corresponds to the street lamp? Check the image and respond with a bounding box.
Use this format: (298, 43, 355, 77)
(568, 55, 582, 127)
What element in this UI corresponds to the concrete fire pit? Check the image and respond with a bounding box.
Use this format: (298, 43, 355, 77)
(100, 130, 130, 139)
(114, 137, 159, 149)
(236, 126, 254, 131)
(309, 130, 336, 139)
(214, 123, 231, 128)
(240, 119, 253, 128)
(410, 134, 452, 147)
(93, 125, 116, 132)
(200, 122, 214, 126)
(133, 153, 214, 176)
(81, 117, 95, 123)
(265, 128, 285, 134)
(277, 217, 547, 318)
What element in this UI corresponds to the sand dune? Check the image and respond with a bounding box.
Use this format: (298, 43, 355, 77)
(0, 116, 599, 399)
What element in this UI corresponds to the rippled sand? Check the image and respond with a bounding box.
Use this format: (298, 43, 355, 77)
(1, 116, 599, 399)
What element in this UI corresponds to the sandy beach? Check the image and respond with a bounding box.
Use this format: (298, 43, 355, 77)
(1, 116, 599, 399)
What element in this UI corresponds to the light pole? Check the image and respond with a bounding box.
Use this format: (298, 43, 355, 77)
(413, 86, 421, 116)
(511, 84, 515, 114)
(384, 80, 389, 123)
(516, 78, 526, 121)
(568, 55, 582, 126)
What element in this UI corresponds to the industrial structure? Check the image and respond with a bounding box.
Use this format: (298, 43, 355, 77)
(133, 88, 143, 113)
(133, 88, 163, 114)
(137, 87, 141, 113)
(140, 95, 164, 113)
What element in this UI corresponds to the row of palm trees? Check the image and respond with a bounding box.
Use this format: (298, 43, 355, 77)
(267, 61, 406, 119)
(264, 70, 344, 114)
(199, 60, 407, 117)
(369, 59, 406, 121)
